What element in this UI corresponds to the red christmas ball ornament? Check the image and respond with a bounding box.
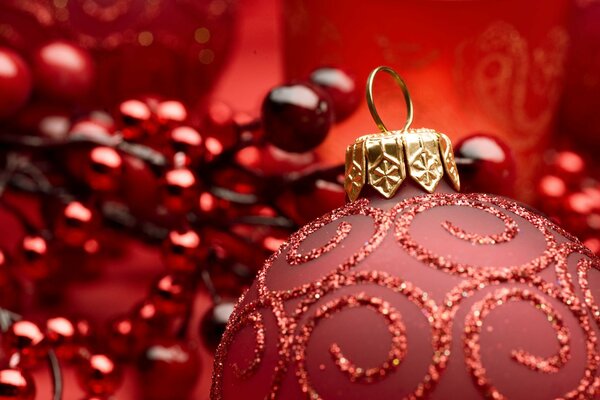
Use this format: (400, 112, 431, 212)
(106, 315, 150, 361)
(156, 100, 188, 127)
(54, 201, 97, 247)
(3, 320, 46, 368)
(454, 133, 517, 197)
(85, 146, 123, 192)
(310, 67, 360, 122)
(262, 83, 333, 153)
(137, 339, 201, 400)
(0, 368, 35, 400)
(162, 228, 202, 273)
(32, 40, 94, 102)
(0, 47, 32, 118)
(212, 68, 600, 400)
(76, 353, 123, 396)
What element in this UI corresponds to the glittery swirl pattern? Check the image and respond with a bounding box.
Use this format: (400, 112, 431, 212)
(211, 193, 600, 399)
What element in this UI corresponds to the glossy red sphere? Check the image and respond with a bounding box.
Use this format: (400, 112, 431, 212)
(32, 40, 94, 102)
(0, 47, 32, 118)
(138, 339, 201, 400)
(310, 67, 360, 122)
(76, 353, 123, 396)
(156, 100, 188, 126)
(106, 315, 150, 361)
(200, 300, 235, 353)
(116, 99, 154, 140)
(4, 321, 46, 368)
(168, 126, 204, 166)
(160, 167, 198, 214)
(262, 83, 333, 153)
(202, 101, 238, 157)
(45, 317, 81, 360)
(162, 229, 202, 273)
(86, 146, 123, 191)
(149, 274, 194, 316)
(454, 133, 516, 197)
(16, 235, 51, 280)
(0, 368, 35, 400)
(54, 201, 96, 247)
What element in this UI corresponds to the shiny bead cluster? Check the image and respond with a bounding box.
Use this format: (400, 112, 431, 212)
(0, 59, 359, 398)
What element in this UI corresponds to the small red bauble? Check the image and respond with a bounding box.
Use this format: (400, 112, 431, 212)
(156, 100, 188, 126)
(200, 300, 235, 353)
(106, 315, 149, 361)
(3, 321, 46, 368)
(16, 235, 52, 280)
(116, 99, 154, 140)
(162, 229, 202, 273)
(54, 201, 96, 247)
(310, 67, 360, 122)
(0, 368, 35, 400)
(76, 353, 123, 396)
(0, 47, 32, 118)
(85, 147, 123, 192)
(454, 133, 516, 197)
(202, 101, 238, 155)
(262, 83, 333, 153)
(45, 317, 80, 360)
(159, 167, 198, 214)
(149, 273, 194, 316)
(137, 339, 201, 400)
(168, 126, 203, 166)
(32, 41, 94, 102)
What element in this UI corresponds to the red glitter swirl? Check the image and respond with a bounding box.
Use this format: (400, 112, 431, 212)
(212, 193, 600, 399)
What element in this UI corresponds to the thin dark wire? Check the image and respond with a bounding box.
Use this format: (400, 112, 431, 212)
(47, 350, 63, 400)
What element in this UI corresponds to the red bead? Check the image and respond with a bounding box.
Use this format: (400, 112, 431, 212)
(156, 100, 188, 126)
(106, 315, 149, 361)
(54, 201, 97, 247)
(32, 41, 94, 102)
(45, 317, 82, 360)
(149, 274, 194, 316)
(138, 339, 201, 400)
(159, 167, 198, 214)
(0, 368, 35, 400)
(200, 300, 235, 352)
(85, 147, 123, 191)
(70, 118, 114, 141)
(202, 101, 238, 155)
(76, 354, 122, 396)
(309, 67, 360, 121)
(0, 47, 32, 118)
(3, 321, 46, 368)
(262, 82, 333, 153)
(16, 235, 52, 280)
(235, 144, 317, 177)
(277, 179, 346, 225)
(454, 133, 516, 196)
(168, 126, 203, 165)
(162, 229, 202, 273)
(548, 150, 586, 185)
(116, 99, 153, 140)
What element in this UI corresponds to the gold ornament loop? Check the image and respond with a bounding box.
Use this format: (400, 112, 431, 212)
(366, 66, 414, 133)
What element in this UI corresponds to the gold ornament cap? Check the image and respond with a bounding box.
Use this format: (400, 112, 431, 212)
(344, 66, 461, 202)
